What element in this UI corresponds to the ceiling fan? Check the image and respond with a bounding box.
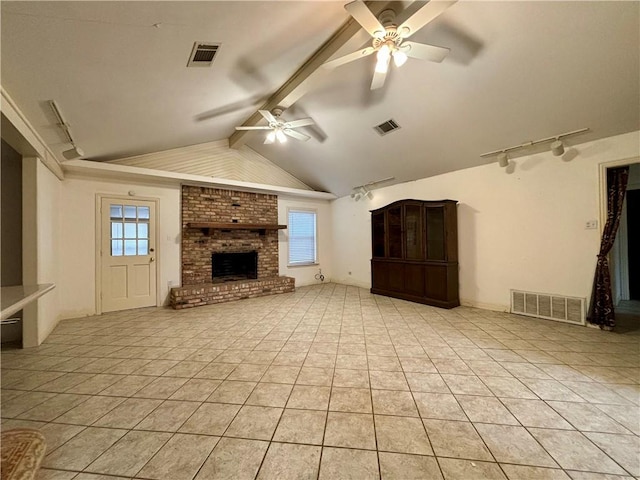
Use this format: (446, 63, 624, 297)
(324, 0, 456, 90)
(235, 108, 315, 144)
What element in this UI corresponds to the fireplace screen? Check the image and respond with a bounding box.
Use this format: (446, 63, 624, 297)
(212, 251, 258, 282)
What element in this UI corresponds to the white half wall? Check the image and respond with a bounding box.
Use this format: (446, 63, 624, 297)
(331, 131, 640, 311)
(58, 173, 181, 319)
(36, 160, 61, 342)
(278, 195, 332, 287)
(22, 157, 62, 346)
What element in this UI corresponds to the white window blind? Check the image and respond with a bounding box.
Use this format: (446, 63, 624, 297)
(288, 210, 317, 265)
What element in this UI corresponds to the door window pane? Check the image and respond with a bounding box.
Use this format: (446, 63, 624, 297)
(111, 222, 123, 239)
(138, 240, 149, 255)
(124, 240, 137, 256)
(124, 205, 137, 219)
(124, 223, 137, 239)
(110, 205, 123, 219)
(138, 206, 150, 219)
(138, 223, 148, 239)
(112, 240, 123, 256)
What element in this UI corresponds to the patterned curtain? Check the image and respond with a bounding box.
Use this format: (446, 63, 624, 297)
(588, 166, 630, 330)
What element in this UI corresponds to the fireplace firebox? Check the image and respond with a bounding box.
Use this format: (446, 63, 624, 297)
(212, 251, 258, 282)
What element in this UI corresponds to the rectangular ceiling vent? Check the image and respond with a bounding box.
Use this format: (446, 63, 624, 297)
(374, 119, 400, 136)
(187, 42, 220, 67)
(511, 289, 585, 325)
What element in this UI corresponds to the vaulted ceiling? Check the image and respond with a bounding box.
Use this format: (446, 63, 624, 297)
(2, 1, 638, 196)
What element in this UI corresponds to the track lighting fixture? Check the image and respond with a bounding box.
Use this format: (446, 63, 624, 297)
(350, 186, 372, 201)
(350, 176, 395, 201)
(62, 146, 85, 160)
(550, 139, 564, 156)
(497, 152, 509, 168)
(480, 127, 589, 166)
(49, 100, 84, 160)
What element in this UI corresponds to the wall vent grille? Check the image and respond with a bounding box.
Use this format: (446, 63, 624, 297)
(187, 42, 220, 67)
(511, 289, 585, 325)
(374, 119, 400, 136)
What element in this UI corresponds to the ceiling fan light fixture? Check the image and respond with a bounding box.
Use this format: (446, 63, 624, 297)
(275, 129, 287, 143)
(393, 50, 408, 67)
(375, 58, 389, 74)
(377, 44, 391, 60)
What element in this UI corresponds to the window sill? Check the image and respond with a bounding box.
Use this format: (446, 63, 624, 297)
(287, 263, 319, 268)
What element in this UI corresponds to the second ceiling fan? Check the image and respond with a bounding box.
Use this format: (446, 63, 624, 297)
(324, 0, 457, 90)
(235, 108, 315, 144)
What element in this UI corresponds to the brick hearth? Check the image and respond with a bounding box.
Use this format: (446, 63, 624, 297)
(170, 276, 295, 309)
(170, 186, 294, 309)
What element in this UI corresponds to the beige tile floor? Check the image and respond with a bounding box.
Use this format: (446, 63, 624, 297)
(1, 283, 639, 480)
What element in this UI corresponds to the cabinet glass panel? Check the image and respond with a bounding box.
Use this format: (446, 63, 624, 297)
(404, 204, 423, 260)
(372, 212, 386, 257)
(388, 207, 402, 258)
(425, 207, 445, 260)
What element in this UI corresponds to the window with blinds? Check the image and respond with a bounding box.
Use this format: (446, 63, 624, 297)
(288, 209, 317, 266)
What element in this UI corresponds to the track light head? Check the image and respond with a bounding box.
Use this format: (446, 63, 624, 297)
(550, 139, 564, 156)
(497, 152, 509, 168)
(62, 146, 84, 160)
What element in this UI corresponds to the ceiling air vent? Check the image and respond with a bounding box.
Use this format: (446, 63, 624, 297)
(374, 119, 400, 136)
(187, 42, 220, 67)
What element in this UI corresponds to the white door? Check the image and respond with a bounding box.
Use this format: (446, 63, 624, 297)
(100, 198, 157, 312)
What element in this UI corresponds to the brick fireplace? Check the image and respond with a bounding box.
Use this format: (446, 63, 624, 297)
(169, 186, 294, 309)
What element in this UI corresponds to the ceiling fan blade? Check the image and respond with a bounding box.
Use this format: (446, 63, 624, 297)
(370, 59, 389, 90)
(397, 0, 457, 38)
(283, 129, 310, 142)
(400, 41, 450, 63)
(345, 1, 386, 38)
(258, 109, 277, 123)
(235, 126, 272, 131)
(285, 118, 315, 128)
(323, 47, 375, 70)
(264, 135, 275, 144)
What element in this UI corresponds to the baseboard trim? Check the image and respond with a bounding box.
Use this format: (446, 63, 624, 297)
(460, 298, 509, 313)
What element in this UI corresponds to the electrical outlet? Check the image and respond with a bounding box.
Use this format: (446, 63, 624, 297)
(585, 220, 598, 230)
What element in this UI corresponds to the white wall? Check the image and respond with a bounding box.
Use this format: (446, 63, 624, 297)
(331, 131, 640, 311)
(58, 174, 181, 319)
(278, 195, 332, 287)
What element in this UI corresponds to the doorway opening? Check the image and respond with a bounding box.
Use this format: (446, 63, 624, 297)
(608, 161, 640, 333)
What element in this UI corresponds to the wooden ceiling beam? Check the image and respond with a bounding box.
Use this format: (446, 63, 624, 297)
(228, 1, 391, 149)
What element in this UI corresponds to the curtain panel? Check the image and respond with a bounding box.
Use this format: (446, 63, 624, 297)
(588, 166, 630, 330)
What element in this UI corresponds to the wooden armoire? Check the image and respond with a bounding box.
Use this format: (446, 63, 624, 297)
(370, 199, 459, 308)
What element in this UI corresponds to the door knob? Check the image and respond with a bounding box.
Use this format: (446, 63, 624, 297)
(150, 257, 155, 262)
